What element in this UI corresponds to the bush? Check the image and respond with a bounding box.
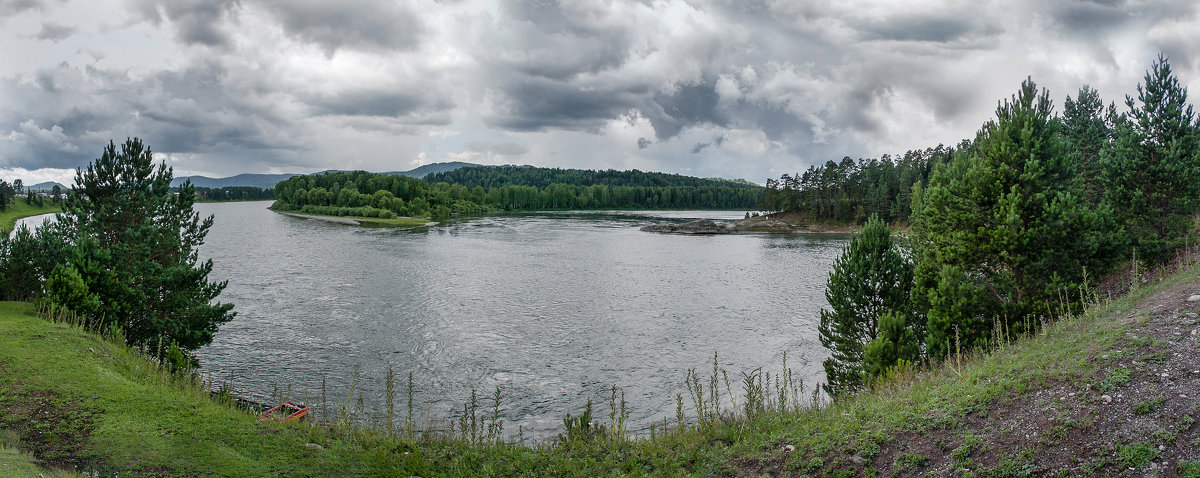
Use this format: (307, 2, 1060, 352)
(41, 264, 101, 320)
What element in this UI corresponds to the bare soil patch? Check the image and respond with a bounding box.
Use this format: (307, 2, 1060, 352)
(0, 388, 100, 471)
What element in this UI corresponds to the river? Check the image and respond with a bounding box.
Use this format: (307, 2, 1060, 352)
(19, 202, 848, 440)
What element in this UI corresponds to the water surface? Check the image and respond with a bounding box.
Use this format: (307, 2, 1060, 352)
(193, 203, 847, 438)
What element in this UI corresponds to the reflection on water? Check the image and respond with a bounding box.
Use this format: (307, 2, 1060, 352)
(183, 203, 846, 439)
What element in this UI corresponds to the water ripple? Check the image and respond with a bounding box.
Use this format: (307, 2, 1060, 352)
(193, 203, 845, 440)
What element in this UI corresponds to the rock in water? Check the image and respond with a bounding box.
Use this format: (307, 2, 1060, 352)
(640, 219, 733, 234)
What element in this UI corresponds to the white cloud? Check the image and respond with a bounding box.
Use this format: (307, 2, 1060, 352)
(0, 166, 76, 186)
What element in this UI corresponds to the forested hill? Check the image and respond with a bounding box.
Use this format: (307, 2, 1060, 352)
(425, 165, 760, 190)
(271, 167, 763, 220)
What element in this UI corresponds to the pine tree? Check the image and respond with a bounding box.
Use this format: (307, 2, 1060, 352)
(1061, 85, 1114, 202)
(818, 214, 913, 396)
(913, 78, 1122, 358)
(1103, 54, 1200, 264)
(59, 138, 235, 357)
(861, 311, 920, 381)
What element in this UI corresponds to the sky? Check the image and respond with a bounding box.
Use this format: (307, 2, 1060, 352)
(2, 0, 1199, 186)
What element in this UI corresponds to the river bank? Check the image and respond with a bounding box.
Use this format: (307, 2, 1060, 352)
(272, 210, 436, 227)
(3, 251, 1198, 475)
(0, 202, 61, 235)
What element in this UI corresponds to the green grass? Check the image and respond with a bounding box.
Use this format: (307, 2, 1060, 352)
(1, 255, 1197, 475)
(1098, 366, 1132, 392)
(0, 445, 80, 477)
(0, 201, 61, 235)
(1133, 396, 1165, 415)
(1179, 460, 1200, 478)
(893, 452, 928, 470)
(1115, 441, 1160, 468)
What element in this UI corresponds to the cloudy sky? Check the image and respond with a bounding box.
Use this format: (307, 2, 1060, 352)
(2, 0, 1198, 186)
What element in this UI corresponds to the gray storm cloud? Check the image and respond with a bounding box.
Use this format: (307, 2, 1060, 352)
(2, 0, 1199, 182)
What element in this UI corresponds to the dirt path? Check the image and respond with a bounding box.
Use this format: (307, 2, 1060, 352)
(867, 272, 1200, 476)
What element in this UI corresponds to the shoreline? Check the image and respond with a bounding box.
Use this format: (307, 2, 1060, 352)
(272, 209, 437, 227)
(0, 203, 62, 235)
(641, 213, 860, 235)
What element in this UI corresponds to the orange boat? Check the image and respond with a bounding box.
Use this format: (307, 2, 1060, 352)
(260, 401, 309, 422)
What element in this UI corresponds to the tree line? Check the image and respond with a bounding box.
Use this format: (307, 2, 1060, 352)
(426, 165, 760, 190)
(819, 55, 1200, 396)
(759, 145, 962, 223)
(0, 179, 62, 210)
(193, 186, 275, 202)
(0, 179, 18, 211)
(271, 167, 763, 220)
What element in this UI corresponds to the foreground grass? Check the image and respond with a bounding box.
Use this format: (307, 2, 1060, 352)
(1, 259, 1196, 476)
(0, 201, 61, 235)
(1, 444, 80, 477)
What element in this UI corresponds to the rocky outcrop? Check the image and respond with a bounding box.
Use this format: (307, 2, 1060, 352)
(639, 219, 735, 234)
(640, 215, 857, 234)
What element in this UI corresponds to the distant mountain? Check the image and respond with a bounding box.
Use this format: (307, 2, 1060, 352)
(387, 161, 483, 179)
(172, 173, 298, 189)
(170, 162, 481, 189)
(26, 181, 68, 192)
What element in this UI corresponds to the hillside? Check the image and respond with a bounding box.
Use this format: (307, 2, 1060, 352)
(2, 256, 1198, 476)
(170, 162, 482, 189)
(25, 181, 68, 192)
(424, 165, 760, 189)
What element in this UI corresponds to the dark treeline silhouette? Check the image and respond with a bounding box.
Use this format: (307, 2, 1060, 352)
(0, 179, 17, 211)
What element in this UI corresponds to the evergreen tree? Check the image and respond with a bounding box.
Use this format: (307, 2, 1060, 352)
(58, 138, 234, 356)
(913, 78, 1122, 358)
(861, 311, 920, 381)
(0, 221, 72, 300)
(0, 179, 13, 211)
(818, 214, 913, 396)
(1103, 54, 1200, 264)
(1061, 85, 1114, 202)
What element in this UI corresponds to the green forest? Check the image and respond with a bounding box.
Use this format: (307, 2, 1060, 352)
(817, 55, 1200, 395)
(194, 186, 275, 202)
(270, 166, 763, 219)
(758, 144, 962, 223)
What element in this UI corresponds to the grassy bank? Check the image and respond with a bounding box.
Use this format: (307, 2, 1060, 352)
(2, 258, 1200, 476)
(0, 202, 61, 235)
(272, 209, 434, 228)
